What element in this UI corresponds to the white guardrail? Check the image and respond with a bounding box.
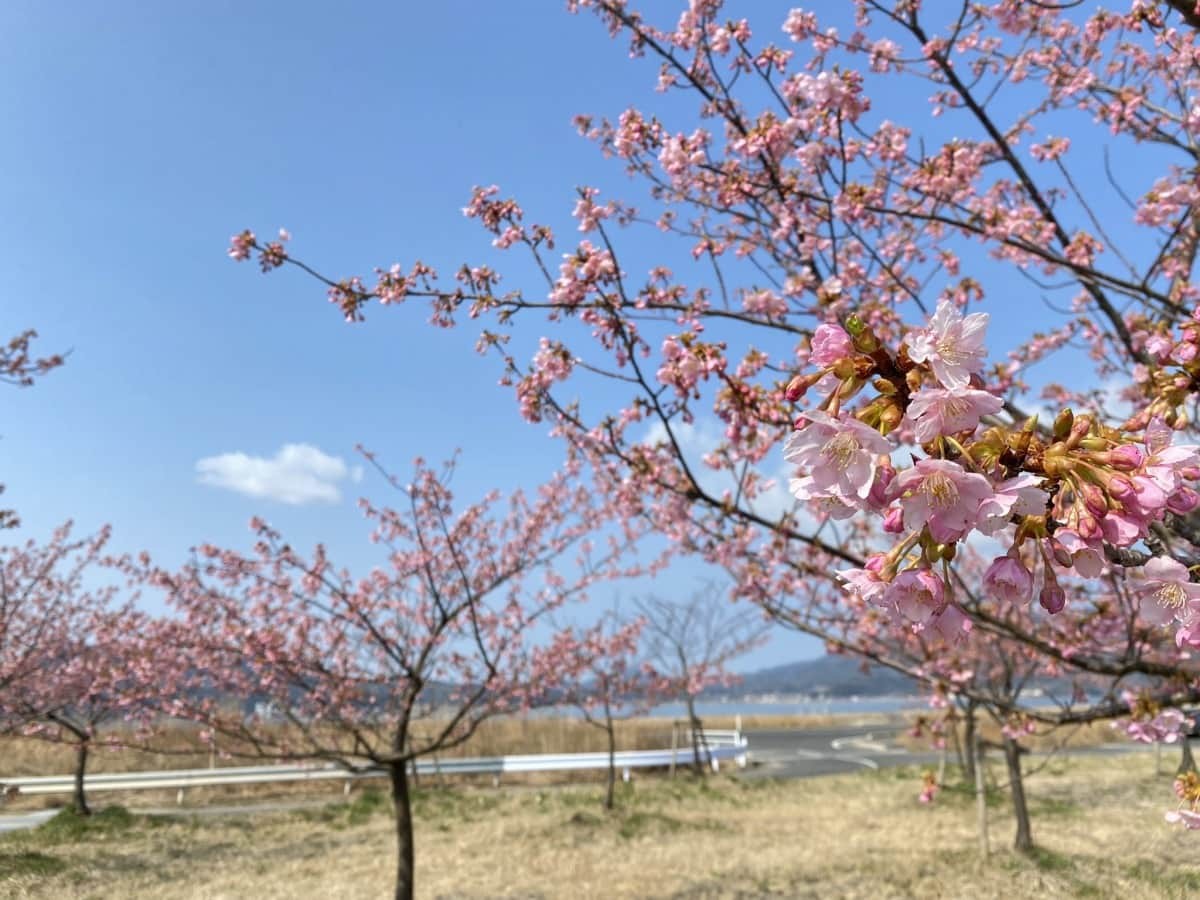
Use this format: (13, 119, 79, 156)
(0, 730, 748, 802)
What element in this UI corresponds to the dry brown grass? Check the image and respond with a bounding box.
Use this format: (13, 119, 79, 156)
(2, 749, 1198, 898)
(894, 716, 1128, 755)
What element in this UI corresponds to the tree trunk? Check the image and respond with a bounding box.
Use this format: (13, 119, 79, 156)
(389, 762, 416, 900)
(1002, 736, 1033, 852)
(948, 707, 966, 778)
(604, 700, 614, 816)
(685, 696, 707, 776)
(1179, 737, 1197, 776)
(962, 702, 978, 785)
(72, 740, 91, 817)
(972, 735, 989, 861)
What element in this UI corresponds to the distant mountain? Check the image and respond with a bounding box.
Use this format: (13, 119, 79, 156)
(718, 654, 917, 698)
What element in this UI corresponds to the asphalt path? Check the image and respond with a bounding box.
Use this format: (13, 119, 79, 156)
(741, 725, 938, 779)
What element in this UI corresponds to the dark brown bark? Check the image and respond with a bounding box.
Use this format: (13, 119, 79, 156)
(604, 719, 616, 811)
(1179, 737, 1197, 777)
(972, 735, 989, 860)
(685, 695, 707, 776)
(390, 761, 415, 900)
(72, 740, 91, 817)
(962, 702, 978, 785)
(1002, 736, 1033, 853)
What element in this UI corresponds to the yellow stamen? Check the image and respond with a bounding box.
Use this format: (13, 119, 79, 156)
(920, 471, 960, 509)
(820, 433, 860, 470)
(1154, 583, 1188, 612)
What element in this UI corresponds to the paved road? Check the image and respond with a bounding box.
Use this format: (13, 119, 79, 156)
(742, 726, 1168, 780)
(742, 725, 938, 779)
(0, 808, 57, 834)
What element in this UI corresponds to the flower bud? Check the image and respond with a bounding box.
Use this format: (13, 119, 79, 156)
(1004, 422, 1035, 463)
(879, 404, 904, 434)
(882, 507, 905, 533)
(1077, 514, 1102, 541)
(851, 327, 880, 355)
(1047, 538, 1074, 569)
(1066, 414, 1092, 449)
(985, 554, 1033, 603)
(1053, 408, 1074, 441)
(833, 358, 859, 380)
(1039, 583, 1066, 615)
(1108, 475, 1135, 500)
(1169, 487, 1200, 515)
(1079, 482, 1109, 518)
(1109, 444, 1144, 470)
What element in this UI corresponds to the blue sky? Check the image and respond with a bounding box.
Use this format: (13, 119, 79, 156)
(1, 0, 798, 665)
(0, 2, 1162, 671)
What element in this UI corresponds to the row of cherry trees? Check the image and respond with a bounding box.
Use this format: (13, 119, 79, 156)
(226, 0, 1200, 885)
(0, 456, 756, 900)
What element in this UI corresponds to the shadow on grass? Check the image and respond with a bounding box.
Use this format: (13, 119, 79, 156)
(299, 786, 391, 829)
(14, 805, 151, 847)
(1125, 859, 1200, 894)
(0, 850, 67, 877)
(558, 803, 726, 842)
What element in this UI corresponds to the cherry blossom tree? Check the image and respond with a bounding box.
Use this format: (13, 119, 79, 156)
(15, 607, 155, 816)
(229, 0, 1200, 836)
(781, 538, 1200, 850)
(543, 611, 651, 810)
(142, 454, 651, 900)
(0, 524, 124, 812)
(636, 586, 766, 774)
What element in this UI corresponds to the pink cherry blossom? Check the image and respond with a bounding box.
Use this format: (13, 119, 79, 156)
(1113, 691, 1190, 744)
(809, 323, 853, 366)
(784, 411, 892, 503)
(1136, 557, 1200, 626)
(977, 475, 1049, 535)
(1165, 810, 1200, 830)
(1053, 529, 1105, 578)
(925, 602, 970, 643)
(905, 300, 989, 390)
(838, 563, 888, 606)
(1143, 418, 1200, 497)
(984, 555, 1033, 604)
(905, 386, 1003, 443)
(891, 459, 995, 543)
(885, 568, 946, 624)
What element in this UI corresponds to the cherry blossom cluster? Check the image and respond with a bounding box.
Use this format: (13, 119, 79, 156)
(918, 769, 939, 805)
(1111, 690, 1192, 745)
(1169, 771, 1200, 831)
(784, 300, 1200, 642)
(1128, 307, 1200, 429)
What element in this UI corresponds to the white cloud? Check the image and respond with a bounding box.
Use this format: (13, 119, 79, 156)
(196, 443, 355, 505)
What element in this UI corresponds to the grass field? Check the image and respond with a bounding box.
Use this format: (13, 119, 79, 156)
(2, 748, 1198, 898)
